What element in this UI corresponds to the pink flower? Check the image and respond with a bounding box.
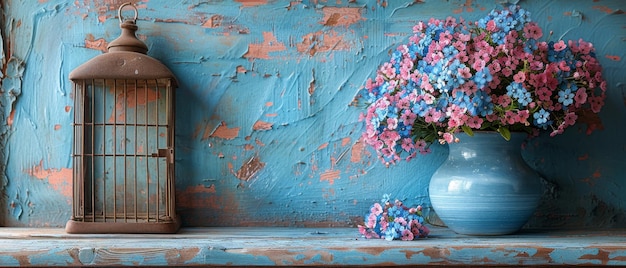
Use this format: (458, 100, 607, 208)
(370, 203, 383, 216)
(401, 138, 414, 152)
(367, 214, 377, 227)
(387, 118, 398, 130)
(401, 229, 414, 241)
(529, 73, 546, 88)
(564, 112, 578, 126)
(358, 225, 380, 239)
(496, 95, 512, 107)
(550, 125, 565, 137)
(518, 110, 530, 125)
(422, 93, 435, 104)
(502, 67, 513, 77)
(489, 61, 502, 73)
(523, 22, 542, 39)
(400, 110, 417, 125)
(415, 140, 427, 151)
(513, 71, 526, 83)
(380, 62, 396, 78)
(424, 109, 443, 123)
(413, 21, 426, 32)
(503, 110, 519, 124)
(358, 225, 367, 234)
(439, 32, 453, 46)
(394, 217, 407, 226)
(419, 225, 430, 237)
(467, 116, 483, 128)
(558, 61, 570, 72)
(442, 132, 454, 144)
(486, 20, 497, 31)
(574, 88, 588, 107)
(589, 96, 605, 113)
(553, 40, 567, 52)
(458, 67, 472, 79)
(379, 217, 388, 231)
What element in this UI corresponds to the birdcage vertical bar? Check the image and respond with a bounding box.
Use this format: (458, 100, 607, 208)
(143, 80, 149, 222)
(154, 79, 158, 222)
(90, 79, 96, 222)
(133, 80, 138, 222)
(167, 79, 175, 218)
(73, 81, 84, 221)
(102, 78, 107, 222)
(112, 80, 117, 222)
(123, 80, 128, 222)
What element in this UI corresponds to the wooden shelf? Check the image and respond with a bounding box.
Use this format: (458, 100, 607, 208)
(0, 227, 624, 266)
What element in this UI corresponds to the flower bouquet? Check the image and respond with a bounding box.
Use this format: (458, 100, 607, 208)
(358, 195, 430, 241)
(359, 5, 607, 165)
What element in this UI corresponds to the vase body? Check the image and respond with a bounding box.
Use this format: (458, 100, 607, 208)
(429, 132, 541, 235)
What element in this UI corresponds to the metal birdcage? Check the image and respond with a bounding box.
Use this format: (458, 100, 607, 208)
(65, 3, 180, 233)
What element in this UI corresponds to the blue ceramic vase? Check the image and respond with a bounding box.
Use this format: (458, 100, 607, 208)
(429, 131, 542, 235)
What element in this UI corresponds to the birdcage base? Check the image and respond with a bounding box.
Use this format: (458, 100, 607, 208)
(65, 215, 181, 234)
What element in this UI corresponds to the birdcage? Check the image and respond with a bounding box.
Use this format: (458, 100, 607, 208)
(65, 3, 180, 233)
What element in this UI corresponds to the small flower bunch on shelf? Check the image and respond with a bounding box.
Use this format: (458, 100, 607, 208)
(358, 195, 430, 241)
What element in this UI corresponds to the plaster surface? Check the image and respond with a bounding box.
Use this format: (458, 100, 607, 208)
(0, 0, 624, 229)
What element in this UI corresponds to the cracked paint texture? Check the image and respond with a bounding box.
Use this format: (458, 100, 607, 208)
(0, 0, 625, 228)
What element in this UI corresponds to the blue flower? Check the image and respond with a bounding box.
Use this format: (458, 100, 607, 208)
(397, 123, 412, 137)
(518, 91, 532, 106)
(491, 31, 506, 45)
(473, 69, 492, 89)
(471, 90, 493, 116)
(533, 108, 551, 128)
(412, 100, 429, 117)
(525, 39, 538, 54)
(558, 87, 575, 107)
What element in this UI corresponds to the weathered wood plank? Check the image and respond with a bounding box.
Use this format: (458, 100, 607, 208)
(0, 227, 624, 266)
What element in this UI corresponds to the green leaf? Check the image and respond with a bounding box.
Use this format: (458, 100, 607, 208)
(461, 125, 474, 137)
(497, 127, 511, 141)
(480, 121, 492, 130)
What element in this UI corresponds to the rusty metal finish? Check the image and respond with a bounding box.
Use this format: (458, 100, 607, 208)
(68, 4, 176, 83)
(65, 3, 179, 234)
(69, 52, 178, 83)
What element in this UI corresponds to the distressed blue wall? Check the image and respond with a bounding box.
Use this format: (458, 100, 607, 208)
(0, 0, 624, 228)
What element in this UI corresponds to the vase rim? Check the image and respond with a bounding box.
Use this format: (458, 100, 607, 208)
(453, 131, 529, 146)
(460, 130, 529, 138)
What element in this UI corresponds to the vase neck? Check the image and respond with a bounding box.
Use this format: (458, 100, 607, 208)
(448, 132, 526, 157)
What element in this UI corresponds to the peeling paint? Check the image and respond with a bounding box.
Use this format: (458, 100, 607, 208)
(350, 139, 365, 163)
(235, 156, 265, 181)
(320, 170, 340, 185)
(341, 137, 351, 147)
(243, 32, 286, 59)
(252, 120, 273, 130)
(236, 0, 269, 7)
(209, 122, 240, 140)
(320, 7, 364, 27)
(84, 35, 107, 52)
(202, 15, 224, 28)
(187, 184, 217, 194)
(606, 55, 621, 61)
(296, 30, 352, 56)
(453, 0, 475, 14)
(593, 5, 617, 14)
(6, 109, 15, 126)
(25, 160, 72, 202)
